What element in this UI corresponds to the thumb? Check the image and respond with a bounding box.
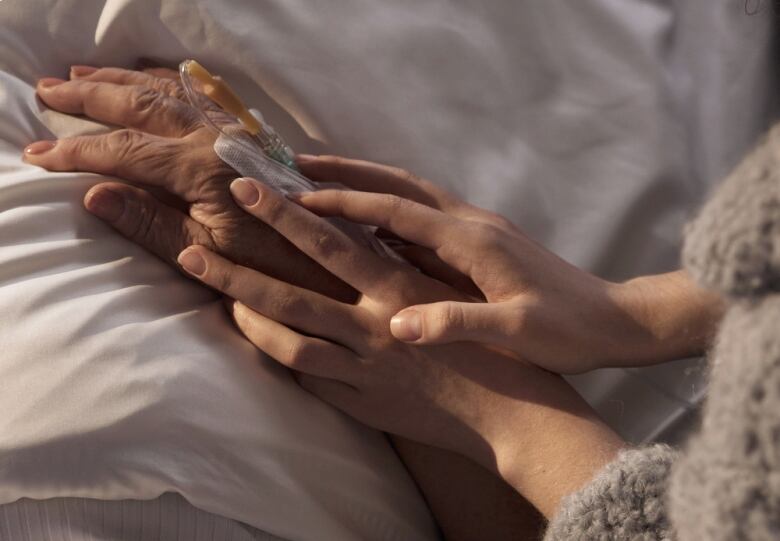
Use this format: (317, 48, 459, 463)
(84, 182, 213, 267)
(390, 301, 510, 345)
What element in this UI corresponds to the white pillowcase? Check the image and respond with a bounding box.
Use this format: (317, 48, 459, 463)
(0, 71, 437, 541)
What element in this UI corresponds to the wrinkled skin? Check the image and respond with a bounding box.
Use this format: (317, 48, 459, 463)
(26, 66, 354, 301)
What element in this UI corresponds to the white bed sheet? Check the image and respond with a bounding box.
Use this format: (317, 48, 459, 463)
(0, 0, 776, 535)
(0, 73, 438, 541)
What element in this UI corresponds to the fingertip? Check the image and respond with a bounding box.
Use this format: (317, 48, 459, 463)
(390, 308, 423, 342)
(230, 177, 261, 207)
(70, 65, 99, 79)
(295, 154, 318, 165)
(177, 246, 207, 276)
(23, 140, 57, 158)
(37, 77, 67, 90)
(230, 300, 251, 320)
(84, 186, 124, 222)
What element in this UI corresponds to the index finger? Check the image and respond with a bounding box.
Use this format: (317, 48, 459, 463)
(294, 190, 485, 282)
(36, 79, 199, 137)
(70, 66, 185, 98)
(71, 66, 223, 114)
(229, 178, 397, 294)
(297, 155, 516, 230)
(301, 188, 462, 245)
(297, 155, 457, 212)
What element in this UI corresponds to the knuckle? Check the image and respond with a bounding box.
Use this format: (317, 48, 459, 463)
(214, 266, 235, 294)
(384, 193, 409, 211)
(430, 304, 464, 334)
(126, 199, 157, 243)
(475, 222, 503, 244)
(129, 85, 199, 133)
(128, 86, 166, 116)
(285, 339, 317, 370)
(106, 129, 178, 178)
(377, 194, 411, 226)
(106, 129, 142, 160)
(506, 300, 532, 335)
(329, 190, 350, 213)
(158, 78, 186, 100)
(370, 267, 409, 299)
(81, 80, 102, 101)
(470, 222, 506, 252)
(272, 291, 305, 318)
(56, 137, 86, 166)
(308, 229, 344, 259)
(259, 193, 286, 223)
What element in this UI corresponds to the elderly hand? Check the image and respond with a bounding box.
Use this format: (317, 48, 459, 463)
(174, 176, 624, 517)
(22, 65, 353, 301)
(294, 156, 724, 374)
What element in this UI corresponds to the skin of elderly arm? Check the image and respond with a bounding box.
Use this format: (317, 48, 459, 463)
(22, 66, 547, 539)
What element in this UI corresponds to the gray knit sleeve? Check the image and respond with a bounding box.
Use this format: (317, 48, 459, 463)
(683, 124, 780, 298)
(671, 121, 780, 538)
(547, 122, 780, 540)
(544, 445, 677, 540)
(668, 296, 780, 540)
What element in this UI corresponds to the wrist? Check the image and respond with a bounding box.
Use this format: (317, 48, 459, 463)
(608, 271, 724, 366)
(484, 371, 626, 517)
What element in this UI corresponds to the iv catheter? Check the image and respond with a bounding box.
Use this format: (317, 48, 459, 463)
(179, 59, 298, 170)
(177, 59, 402, 261)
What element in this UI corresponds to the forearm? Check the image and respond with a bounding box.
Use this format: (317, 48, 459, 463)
(391, 437, 545, 540)
(614, 270, 724, 366)
(490, 372, 626, 518)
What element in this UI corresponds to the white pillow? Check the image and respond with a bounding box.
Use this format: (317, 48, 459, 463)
(0, 71, 437, 541)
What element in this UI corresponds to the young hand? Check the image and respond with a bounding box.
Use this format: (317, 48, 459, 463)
(176, 177, 624, 517)
(294, 156, 724, 374)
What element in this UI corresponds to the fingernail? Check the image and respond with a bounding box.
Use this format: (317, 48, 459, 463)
(70, 65, 98, 78)
(390, 310, 422, 342)
(84, 188, 124, 222)
(295, 154, 317, 164)
(37, 77, 66, 88)
(24, 140, 56, 155)
(178, 249, 206, 276)
(286, 191, 312, 202)
(230, 178, 260, 206)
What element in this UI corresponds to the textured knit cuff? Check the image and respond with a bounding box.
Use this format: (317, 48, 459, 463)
(544, 444, 678, 541)
(683, 124, 780, 297)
